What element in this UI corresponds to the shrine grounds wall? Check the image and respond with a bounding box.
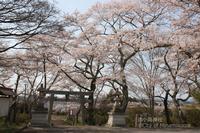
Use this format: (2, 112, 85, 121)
(0, 97, 11, 117)
(126, 106, 200, 128)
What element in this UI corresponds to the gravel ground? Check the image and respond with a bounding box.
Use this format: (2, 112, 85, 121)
(21, 126, 200, 133)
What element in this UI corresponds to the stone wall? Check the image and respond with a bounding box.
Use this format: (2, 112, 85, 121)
(107, 113, 126, 127)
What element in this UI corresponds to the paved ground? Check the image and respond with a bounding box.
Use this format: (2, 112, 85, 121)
(22, 126, 200, 133)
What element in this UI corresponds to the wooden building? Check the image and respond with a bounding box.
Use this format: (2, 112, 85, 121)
(0, 86, 15, 117)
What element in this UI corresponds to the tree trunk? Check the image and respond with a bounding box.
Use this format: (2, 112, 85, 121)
(88, 91, 94, 125)
(120, 66, 128, 113)
(120, 85, 128, 113)
(27, 101, 32, 119)
(43, 56, 47, 90)
(164, 90, 171, 124)
(87, 79, 96, 125)
(151, 87, 155, 127)
(12, 74, 21, 123)
(173, 98, 183, 124)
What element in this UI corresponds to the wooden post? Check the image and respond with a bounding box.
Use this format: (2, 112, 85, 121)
(135, 114, 138, 128)
(48, 94, 54, 125)
(139, 115, 142, 128)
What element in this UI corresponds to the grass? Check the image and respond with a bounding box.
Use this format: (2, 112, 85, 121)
(0, 117, 26, 133)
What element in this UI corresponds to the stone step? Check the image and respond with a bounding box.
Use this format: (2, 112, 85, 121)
(31, 123, 50, 127)
(31, 111, 50, 127)
(107, 113, 126, 127)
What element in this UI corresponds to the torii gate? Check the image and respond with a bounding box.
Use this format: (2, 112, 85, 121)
(42, 90, 92, 124)
(33, 86, 92, 127)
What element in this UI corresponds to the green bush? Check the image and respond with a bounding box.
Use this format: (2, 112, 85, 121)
(64, 116, 75, 125)
(93, 108, 109, 126)
(126, 107, 148, 127)
(191, 90, 200, 103)
(185, 108, 200, 127)
(0, 117, 20, 133)
(15, 113, 29, 124)
(169, 107, 200, 127)
(0, 117, 6, 127)
(83, 107, 109, 125)
(170, 109, 180, 124)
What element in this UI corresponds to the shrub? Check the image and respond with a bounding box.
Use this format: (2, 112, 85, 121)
(191, 90, 200, 103)
(170, 109, 180, 124)
(15, 113, 29, 124)
(83, 107, 110, 126)
(0, 117, 20, 133)
(93, 108, 109, 126)
(185, 108, 200, 127)
(64, 117, 75, 125)
(126, 107, 148, 127)
(0, 117, 6, 127)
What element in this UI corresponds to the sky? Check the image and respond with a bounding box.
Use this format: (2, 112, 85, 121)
(55, 0, 108, 14)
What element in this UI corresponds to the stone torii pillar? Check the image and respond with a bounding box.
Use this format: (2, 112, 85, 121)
(79, 94, 85, 124)
(48, 93, 54, 125)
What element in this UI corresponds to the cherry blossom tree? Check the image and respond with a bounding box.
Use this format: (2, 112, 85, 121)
(159, 0, 200, 79)
(0, 0, 199, 126)
(50, 17, 107, 124)
(81, 0, 169, 113)
(159, 49, 192, 124)
(129, 49, 164, 119)
(0, 0, 60, 53)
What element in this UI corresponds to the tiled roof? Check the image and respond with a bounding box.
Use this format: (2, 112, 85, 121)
(0, 86, 15, 96)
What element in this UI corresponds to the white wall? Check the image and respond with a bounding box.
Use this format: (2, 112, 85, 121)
(0, 97, 11, 117)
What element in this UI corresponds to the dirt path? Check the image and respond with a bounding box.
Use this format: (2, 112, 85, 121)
(22, 126, 200, 133)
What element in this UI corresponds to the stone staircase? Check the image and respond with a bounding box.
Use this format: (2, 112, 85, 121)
(31, 110, 51, 127)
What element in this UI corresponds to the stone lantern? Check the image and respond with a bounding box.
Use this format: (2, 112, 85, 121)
(38, 84, 46, 98)
(107, 91, 126, 127)
(31, 84, 49, 127)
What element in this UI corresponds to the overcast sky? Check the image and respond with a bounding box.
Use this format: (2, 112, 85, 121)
(55, 0, 108, 13)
